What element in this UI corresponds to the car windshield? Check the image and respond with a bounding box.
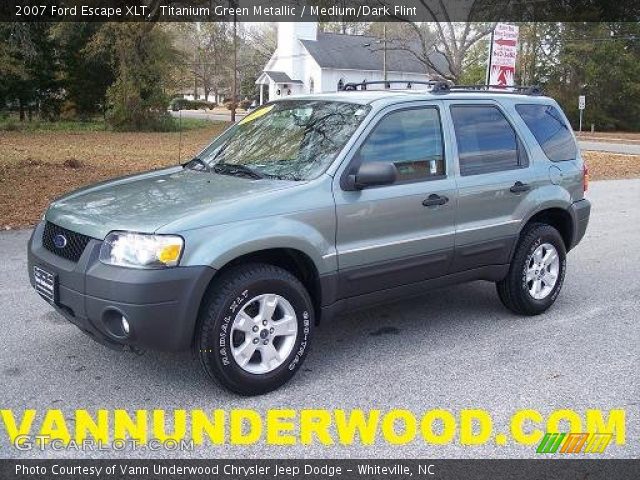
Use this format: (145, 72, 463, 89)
(195, 100, 370, 181)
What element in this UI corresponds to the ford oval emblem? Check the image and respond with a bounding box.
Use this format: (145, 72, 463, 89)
(53, 234, 67, 249)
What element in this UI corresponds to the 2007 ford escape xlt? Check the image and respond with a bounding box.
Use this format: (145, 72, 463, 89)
(28, 82, 590, 395)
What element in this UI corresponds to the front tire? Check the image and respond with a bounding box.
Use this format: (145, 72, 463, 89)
(497, 223, 567, 316)
(196, 263, 314, 395)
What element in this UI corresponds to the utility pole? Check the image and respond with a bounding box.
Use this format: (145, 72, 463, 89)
(193, 49, 198, 99)
(231, 15, 237, 123)
(383, 23, 388, 86)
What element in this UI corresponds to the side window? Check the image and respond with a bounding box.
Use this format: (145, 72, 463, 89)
(450, 105, 528, 176)
(356, 107, 445, 183)
(516, 104, 577, 162)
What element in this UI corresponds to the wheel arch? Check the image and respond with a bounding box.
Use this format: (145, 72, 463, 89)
(205, 247, 324, 325)
(520, 207, 574, 252)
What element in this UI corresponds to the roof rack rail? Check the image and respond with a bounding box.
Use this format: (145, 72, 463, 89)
(339, 80, 543, 96)
(340, 80, 451, 92)
(447, 84, 543, 95)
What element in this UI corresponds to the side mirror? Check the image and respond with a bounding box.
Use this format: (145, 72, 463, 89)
(346, 162, 397, 190)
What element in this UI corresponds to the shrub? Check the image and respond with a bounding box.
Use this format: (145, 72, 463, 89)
(197, 100, 216, 110)
(107, 106, 177, 132)
(2, 120, 18, 131)
(239, 99, 252, 110)
(170, 98, 216, 111)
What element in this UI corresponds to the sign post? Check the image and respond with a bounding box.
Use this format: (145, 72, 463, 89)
(578, 95, 586, 132)
(486, 23, 519, 87)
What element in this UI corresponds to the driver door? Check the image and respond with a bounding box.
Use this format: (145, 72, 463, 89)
(332, 102, 457, 299)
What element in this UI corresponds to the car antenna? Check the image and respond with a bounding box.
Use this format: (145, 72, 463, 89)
(177, 109, 183, 164)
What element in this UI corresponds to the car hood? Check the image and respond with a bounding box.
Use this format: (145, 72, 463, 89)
(46, 167, 299, 239)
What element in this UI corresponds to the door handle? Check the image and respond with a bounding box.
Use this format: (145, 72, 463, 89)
(422, 194, 449, 207)
(510, 181, 531, 193)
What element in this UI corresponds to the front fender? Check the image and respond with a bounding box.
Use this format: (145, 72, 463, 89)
(178, 216, 337, 275)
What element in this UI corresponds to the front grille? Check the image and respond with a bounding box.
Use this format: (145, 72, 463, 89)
(42, 222, 92, 262)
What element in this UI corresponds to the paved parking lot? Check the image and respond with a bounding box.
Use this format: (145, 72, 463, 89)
(579, 141, 640, 155)
(1, 179, 638, 459)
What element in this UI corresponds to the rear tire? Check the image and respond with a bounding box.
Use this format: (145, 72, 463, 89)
(196, 263, 314, 395)
(497, 223, 567, 316)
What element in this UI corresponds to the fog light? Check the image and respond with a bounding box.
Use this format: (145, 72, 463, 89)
(121, 316, 130, 335)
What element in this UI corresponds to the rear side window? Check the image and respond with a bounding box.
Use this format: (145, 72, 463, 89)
(516, 104, 577, 162)
(450, 105, 528, 176)
(356, 107, 445, 183)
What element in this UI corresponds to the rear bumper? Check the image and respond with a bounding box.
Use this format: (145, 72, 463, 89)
(27, 222, 216, 351)
(569, 198, 591, 250)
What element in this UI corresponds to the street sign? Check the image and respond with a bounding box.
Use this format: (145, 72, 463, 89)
(579, 95, 586, 110)
(487, 23, 519, 87)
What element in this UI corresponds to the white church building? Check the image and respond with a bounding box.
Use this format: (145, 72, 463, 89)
(256, 22, 447, 104)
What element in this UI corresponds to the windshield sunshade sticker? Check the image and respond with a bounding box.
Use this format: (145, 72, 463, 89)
(239, 105, 274, 125)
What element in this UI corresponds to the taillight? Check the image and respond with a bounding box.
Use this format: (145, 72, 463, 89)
(583, 162, 589, 192)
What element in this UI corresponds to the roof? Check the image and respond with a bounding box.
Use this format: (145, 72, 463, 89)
(267, 89, 552, 108)
(261, 71, 303, 84)
(300, 32, 449, 75)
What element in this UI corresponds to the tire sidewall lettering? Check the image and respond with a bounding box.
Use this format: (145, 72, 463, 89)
(288, 311, 310, 371)
(214, 285, 311, 375)
(549, 258, 566, 302)
(218, 289, 248, 367)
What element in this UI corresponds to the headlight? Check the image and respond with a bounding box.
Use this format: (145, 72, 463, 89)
(99, 232, 184, 269)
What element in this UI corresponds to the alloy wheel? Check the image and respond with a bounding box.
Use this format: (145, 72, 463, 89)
(526, 243, 560, 300)
(230, 294, 298, 374)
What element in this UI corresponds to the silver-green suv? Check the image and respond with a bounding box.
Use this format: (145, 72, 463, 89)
(28, 83, 590, 395)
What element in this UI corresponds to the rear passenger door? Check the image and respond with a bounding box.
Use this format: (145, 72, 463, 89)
(333, 102, 457, 298)
(445, 101, 539, 272)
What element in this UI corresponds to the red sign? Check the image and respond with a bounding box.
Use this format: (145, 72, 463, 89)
(487, 23, 519, 87)
(495, 38, 517, 47)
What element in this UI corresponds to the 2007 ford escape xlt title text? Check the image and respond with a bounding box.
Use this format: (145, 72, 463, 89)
(28, 81, 590, 395)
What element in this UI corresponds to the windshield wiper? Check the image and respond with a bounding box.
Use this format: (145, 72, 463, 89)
(183, 157, 210, 172)
(212, 163, 264, 180)
(265, 172, 304, 181)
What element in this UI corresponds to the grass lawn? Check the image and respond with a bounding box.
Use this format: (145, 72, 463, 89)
(0, 126, 639, 229)
(584, 151, 640, 180)
(0, 116, 216, 132)
(0, 122, 227, 228)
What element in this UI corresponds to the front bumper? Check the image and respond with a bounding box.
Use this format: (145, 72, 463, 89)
(27, 221, 216, 351)
(569, 198, 591, 250)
